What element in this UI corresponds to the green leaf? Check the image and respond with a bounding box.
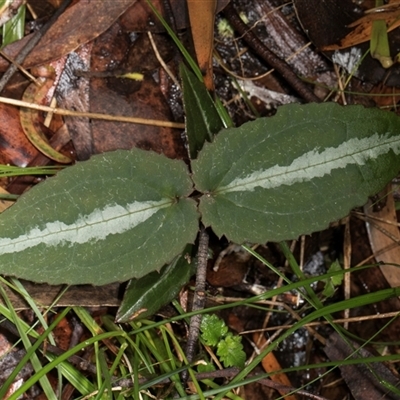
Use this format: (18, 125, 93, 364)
(180, 63, 224, 159)
(192, 103, 400, 243)
(322, 260, 343, 298)
(200, 314, 229, 346)
(217, 334, 246, 368)
(116, 245, 195, 322)
(2, 3, 25, 46)
(0, 148, 199, 285)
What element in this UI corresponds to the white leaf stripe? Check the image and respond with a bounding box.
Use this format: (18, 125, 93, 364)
(219, 132, 400, 194)
(0, 199, 171, 254)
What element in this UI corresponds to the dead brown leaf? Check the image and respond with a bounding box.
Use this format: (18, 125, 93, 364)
(253, 332, 299, 400)
(363, 185, 400, 289)
(0, 103, 38, 166)
(85, 21, 185, 158)
(23, 0, 137, 68)
(323, 6, 400, 51)
(187, 0, 216, 91)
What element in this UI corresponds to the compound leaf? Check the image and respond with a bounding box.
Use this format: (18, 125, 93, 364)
(192, 103, 400, 243)
(217, 334, 246, 368)
(0, 148, 199, 285)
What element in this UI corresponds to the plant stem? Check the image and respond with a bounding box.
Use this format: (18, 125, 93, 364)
(183, 226, 209, 381)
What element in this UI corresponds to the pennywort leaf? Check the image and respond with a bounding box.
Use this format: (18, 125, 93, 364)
(217, 334, 246, 369)
(201, 314, 245, 368)
(200, 314, 229, 346)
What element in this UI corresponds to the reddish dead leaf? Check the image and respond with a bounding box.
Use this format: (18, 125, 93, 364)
(0, 0, 230, 72)
(253, 332, 299, 400)
(0, 103, 38, 167)
(187, 0, 216, 91)
(0, 34, 31, 71)
(369, 84, 400, 107)
(53, 315, 72, 351)
(22, 0, 137, 69)
(227, 313, 246, 333)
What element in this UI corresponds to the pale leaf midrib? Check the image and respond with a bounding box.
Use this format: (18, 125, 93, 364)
(0, 199, 171, 254)
(217, 133, 400, 194)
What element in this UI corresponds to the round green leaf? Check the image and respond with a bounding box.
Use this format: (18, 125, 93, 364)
(192, 103, 400, 243)
(0, 148, 199, 285)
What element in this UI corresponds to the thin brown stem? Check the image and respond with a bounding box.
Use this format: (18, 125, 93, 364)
(223, 2, 320, 103)
(183, 226, 209, 381)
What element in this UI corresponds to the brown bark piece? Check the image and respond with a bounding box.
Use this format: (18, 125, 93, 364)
(56, 45, 93, 160)
(0, 281, 121, 309)
(364, 185, 400, 289)
(324, 331, 400, 400)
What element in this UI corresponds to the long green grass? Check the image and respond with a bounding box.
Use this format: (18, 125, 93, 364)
(1, 246, 399, 399)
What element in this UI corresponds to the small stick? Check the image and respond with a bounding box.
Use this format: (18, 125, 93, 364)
(0, 95, 185, 128)
(223, 2, 320, 103)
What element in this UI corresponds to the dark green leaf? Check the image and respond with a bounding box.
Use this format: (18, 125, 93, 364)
(180, 63, 224, 158)
(116, 245, 195, 322)
(0, 148, 199, 285)
(192, 103, 400, 243)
